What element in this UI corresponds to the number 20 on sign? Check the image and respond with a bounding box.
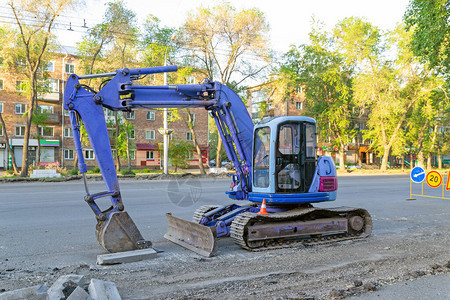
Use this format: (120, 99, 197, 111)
(426, 171, 442, 188)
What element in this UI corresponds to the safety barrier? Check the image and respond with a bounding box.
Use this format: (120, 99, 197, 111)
(409, 167, 450, 200)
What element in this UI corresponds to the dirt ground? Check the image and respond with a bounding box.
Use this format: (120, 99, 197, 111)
(1, 224, 449, 299)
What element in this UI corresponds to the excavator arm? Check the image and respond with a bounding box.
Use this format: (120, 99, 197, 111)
(64, 66, 255, 253)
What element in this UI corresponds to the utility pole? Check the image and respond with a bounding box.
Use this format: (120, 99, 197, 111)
(163, 69, 169, 175)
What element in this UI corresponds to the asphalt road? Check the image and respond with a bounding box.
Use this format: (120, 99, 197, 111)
(0, 174, 449, 298)
(0, 175, 448, 264)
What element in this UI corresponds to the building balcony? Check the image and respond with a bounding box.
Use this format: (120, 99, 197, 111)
(40, 92, 60, 102)
(45, 113, 60, 124)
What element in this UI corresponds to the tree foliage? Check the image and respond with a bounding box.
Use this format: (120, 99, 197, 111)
(181, 3, 270, 84)
(169, 140, 191, 171)
(404, 0, 450, 76)
(2, 0, 79, 176)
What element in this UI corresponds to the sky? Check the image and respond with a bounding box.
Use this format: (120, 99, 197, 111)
(46, 0, 411, 54)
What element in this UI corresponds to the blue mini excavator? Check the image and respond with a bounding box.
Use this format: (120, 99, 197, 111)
(64, 66, 372, 257)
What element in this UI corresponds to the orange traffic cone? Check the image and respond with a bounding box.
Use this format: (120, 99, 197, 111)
(257, 199, 269, 215)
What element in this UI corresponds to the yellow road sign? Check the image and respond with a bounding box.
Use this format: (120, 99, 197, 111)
(426, 171, 442, 188)
(446, 170, 450, 191)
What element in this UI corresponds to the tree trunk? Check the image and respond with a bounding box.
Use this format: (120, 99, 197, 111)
(339, 144, 345, 170)
(114, 112, 121, 172)
(0, 113, 19, 174)
(380, 146, 390, 171)
(125, 125, 131, 170)
(401, 155, 405, 170)
(437, 153, 442, 169)
(186, 110, 205, 174)
(216, 135, 222, 168)
(20, 87, 36, 177)
(36, 138, 41, 168)
(127, 140, 131, 170)
(73, 152, 78, 169)
(416, 120, 429, 169)
(426, 153, 432, 170)
(356, 146, 362, 166)
(417, 148, 425, 168)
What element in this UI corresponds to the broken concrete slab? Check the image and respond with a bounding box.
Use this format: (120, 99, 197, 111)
(47, 274, 85, 300)
(88, 279, 121, 300)
(0, 284, 47, 300)
(66, 286, 90, 300)
(97, 248, 157, 265)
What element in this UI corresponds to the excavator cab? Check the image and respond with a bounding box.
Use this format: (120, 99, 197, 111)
(250, 116, 336, 205)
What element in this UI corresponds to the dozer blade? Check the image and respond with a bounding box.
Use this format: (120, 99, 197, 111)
(96, 211, 152, 253)
(164, 213, 218, 257)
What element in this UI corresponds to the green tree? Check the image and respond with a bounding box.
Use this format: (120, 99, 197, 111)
(277, 22, 355, 170)
(2, 0, 78, 176)
(404, 0, 450, 76)
(105, 0, 139, 69)
(141, 14, 177, 68)
(116, 119, 135, 170)
(180, 3, 270, 166)
(77, 23, 113, 78)
(169, 140, 191, 171)
(353, 24, 443, 171)
(78, 1, 139, 171)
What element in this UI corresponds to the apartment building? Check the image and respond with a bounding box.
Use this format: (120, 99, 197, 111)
(0, 47, 210, 170)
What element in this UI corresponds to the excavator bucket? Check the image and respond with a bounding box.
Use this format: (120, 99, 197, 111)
(96, 211, 152, 253)
(164, 213, 218, 257)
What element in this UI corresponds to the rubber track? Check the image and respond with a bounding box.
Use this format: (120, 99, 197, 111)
(192, 205, 220, 223)
(230, 206, 372, 251)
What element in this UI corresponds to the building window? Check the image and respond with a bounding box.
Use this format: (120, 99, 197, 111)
(146, 130, 155, 140)
(0, 79, 3, 90)
(45, 61, 55, 72)
(15, 80, 25, 92)
(125, 111, 135, 119)
(15, 126, 25, 136)
(130, 150, 135, 160)
(186, 76, 195, 84)
(84, 149, 95, 160)
(38, 105, 53, 113)
(0, 124, 3, 136)
(169, 132, 173, 140)
(64, 127, 73, 137)
(296, 102, 303, 110)
(38, 126, 54, 137)
(0, 102, 3, 113)
(65, 63, 75, 74)
(46, 79, 59, 93)
(186, 131, 193, 141)
(129, 129, 135, 139)
(146, 151, 154, 160)
(146, 111, 155, 120)
(15, 103, 26, 114)
(64, 149, 74, 160)
(297, 86, 303, 94)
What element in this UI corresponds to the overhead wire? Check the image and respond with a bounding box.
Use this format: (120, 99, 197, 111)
(0, 6, 279, 65)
